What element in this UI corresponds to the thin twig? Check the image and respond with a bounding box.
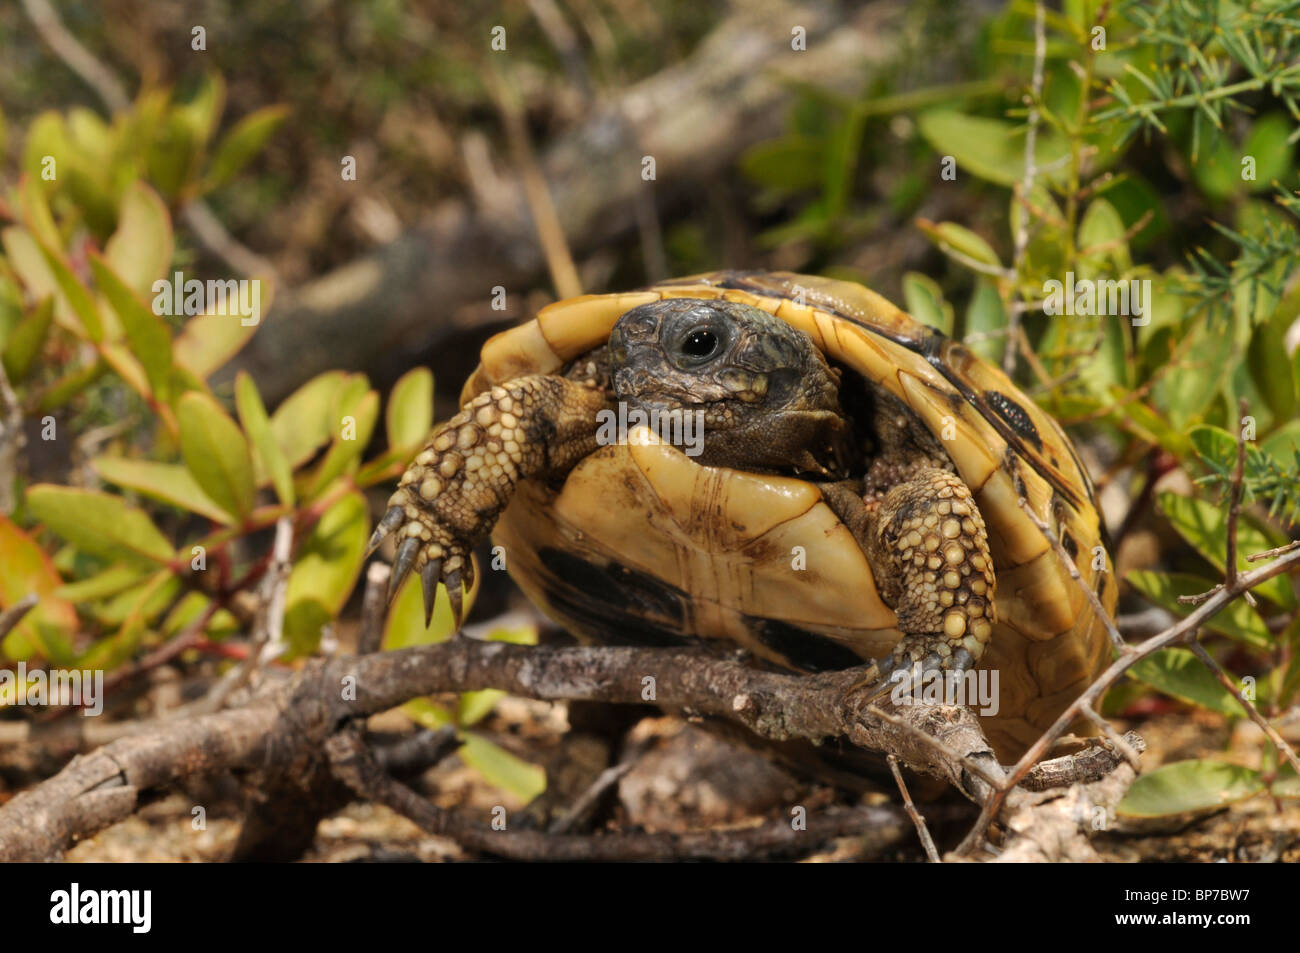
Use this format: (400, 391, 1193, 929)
(1247, 540, 1300, 561)
(97, 601, 219, 698)
(1017, 495, 1128, 655)
(325, 729, 911, 861)
(1188, 638, 1300, 777)
(357, 562, 390, 655)
(0, 358, 23, 515)
(548, 737, 651, 835)
(887, 753, 940, 862)
(1079, 706, 1142, 769)
(180, 202, 281, 284)
(1005, 0, 1048, 376)
(526, 0, 592, 99)
(484, 66, 583, 300)
(197, 517, 293, 712)
(956, 540, 1300, 855)
(20, 0, 129, 110)
(1180, 400, 1254, 607)
(865, 702, 1003, 789)
(0, 594, 38, 642)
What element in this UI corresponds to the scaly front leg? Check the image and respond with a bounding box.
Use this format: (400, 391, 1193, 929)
(368, 375, 613, 626)
(824, 467, 996, 701)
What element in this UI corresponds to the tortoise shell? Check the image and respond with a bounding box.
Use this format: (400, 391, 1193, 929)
(461, 271, 1114, 760)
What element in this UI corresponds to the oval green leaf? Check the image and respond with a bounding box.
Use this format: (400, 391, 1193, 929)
(1118, 760, 1263, 817)
(26, 484, 175, 565)
(177, 391, 256, 523)
(386, 367, 434, 452)
(236, 372, 294, 506)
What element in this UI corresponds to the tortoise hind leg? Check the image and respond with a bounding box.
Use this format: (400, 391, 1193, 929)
(368, 374, 613, 627)
(823, 468, 996, 700)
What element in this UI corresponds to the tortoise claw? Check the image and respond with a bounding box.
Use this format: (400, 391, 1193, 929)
(846, 653, 900, 704)
(445, 569, 464, 631)
(462, 556, 476, 600)
(367, 506, 406, 557)
(389, 537, 421, 603)
(420, 558, 443, 628)
(846, 645, 977, 706)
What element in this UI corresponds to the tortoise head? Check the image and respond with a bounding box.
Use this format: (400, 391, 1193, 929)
(608, 299, 856, 477)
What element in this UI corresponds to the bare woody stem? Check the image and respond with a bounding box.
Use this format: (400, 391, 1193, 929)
(956, 541, 1300, 855)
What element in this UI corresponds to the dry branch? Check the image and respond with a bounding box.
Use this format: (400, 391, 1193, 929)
(0, 638, 1134, 862)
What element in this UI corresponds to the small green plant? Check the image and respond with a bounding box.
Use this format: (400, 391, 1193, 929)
(743, 0, 1300, 817)
(0, 80, 541, 802)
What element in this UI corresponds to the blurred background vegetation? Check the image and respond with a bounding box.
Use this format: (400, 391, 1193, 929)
(0, 0, 1298, 831)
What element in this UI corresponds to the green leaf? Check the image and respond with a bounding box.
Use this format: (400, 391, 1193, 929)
(3, 228, 73, 336)
(38, 359, 107, 412)
(54, 564, 147, 603)
(92, 457, 231, 524)
(203, 105, 289, 192)
(458, 733, 546, 803)
(963, 278, 1007, 365)
(89, 253, 173, 402)
(37, 239, 103, 341)
(1157, 492, 1294, 608)
(738, 137, 824, 193)
(175, 73, 225, 148)
(236, 372, 294, 506)
(282, 491, 368, 655)
(161, 592, 238, 639)
(386, 367, 434, 452)
(1190, 126, 1239, 202)
(403, 697, 454, 730)
(1127, 647, 1247, 717)
(269, 370, 348, 467)
(901, 272, 954, 335)
(1, 296, 54, 382)
(17, 175, 62, 251)
(103, 183, 174, 296)
(1261, 419, 1300, 461)
(0, 516, 78, 663)
(177, 391, 257, 523)
(26, 485, 174, 565)
(88, 569, 179, 627)
(486, 624, 538, 646)
(171, 309, 262, 381)
(382, 553, 477, 650)
(1009, 184, 1067, 283)
(1241, 114, 1295, 191)
(1117, 760, 1263, 817)
(300, 389, 379, 500)
(916, 219, 1002, 270)
(1077, 198, 1131, 277)
(457, 690, 506, 728)
(78, 570, 177, 670)
(1151, 313, 1234, 430)
(1125, 571, 1272, 650)
(1246, 284, 1299, 422)
(917, 111, 1068, 188)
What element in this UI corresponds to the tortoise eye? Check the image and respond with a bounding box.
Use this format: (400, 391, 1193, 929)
(680, 328, 719, 359)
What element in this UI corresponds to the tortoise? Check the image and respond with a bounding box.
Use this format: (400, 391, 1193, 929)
(369, 271, 1115, 760)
